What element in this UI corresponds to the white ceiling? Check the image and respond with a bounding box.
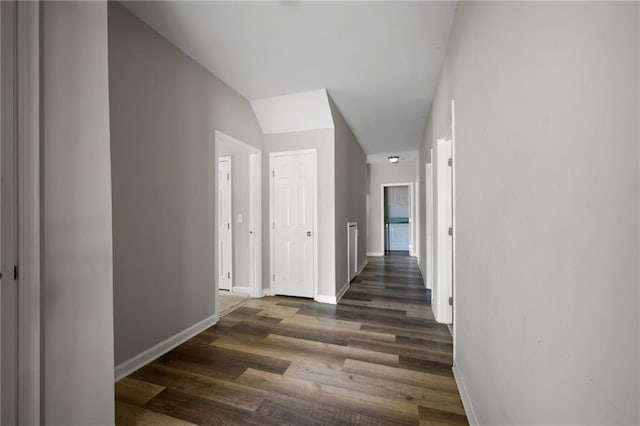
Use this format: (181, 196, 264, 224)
(122, 1, 457, 156)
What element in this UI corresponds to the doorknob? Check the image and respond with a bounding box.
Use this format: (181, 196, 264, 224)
(306, 231, 312, 237)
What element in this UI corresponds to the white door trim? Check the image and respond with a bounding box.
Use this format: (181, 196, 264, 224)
(217, 156, 233, 291)
(425, 161, 434, 291)
(347, 221, 358, 282)
(450, 99, 457, 361)
(215, 129, 260, 154)
(16, 2, 40, 424)
(248, 152, 262, 298)
(380, 182, 414, 255)
(433, 100, 456, 329)
(414, 179, 420, 260)
(269, 149, 318, 300)
(434, 138, 452, 324)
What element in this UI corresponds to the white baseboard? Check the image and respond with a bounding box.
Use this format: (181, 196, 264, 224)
(114, 313, 219, 381)
(262, 288, 273, 296)
(232, 286, 250, 296)
(417, 261, 426, 286)
(367, 251, 383, 257)
(336, 281, 350, 303)
(452, 362, 479, 426)
(357, 258, 368, 275)
(315, 294, 337, 304)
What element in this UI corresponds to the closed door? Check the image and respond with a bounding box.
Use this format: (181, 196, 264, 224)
(218, 157, 232, 291)
(433, 138, 453, 324)
(272, 152, 314, 298)
(348, 223, 357, 281)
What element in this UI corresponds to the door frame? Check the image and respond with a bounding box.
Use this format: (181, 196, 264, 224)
(217, 156, 233, 291)
(425, 160, 434, 291)
(347, 221, 358, 282)
(414, 179, 420, 260)
(450, 100, 457, 359)
(380, 182, 414, 255)
(432, 99, 456, 336)
(213, 130, 262, 304)
(434, 138, 452, 324)
(248, 152, 262, 298)
(269, 149, 318, 300)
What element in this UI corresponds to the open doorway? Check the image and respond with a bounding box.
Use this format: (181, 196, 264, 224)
(214, 131, 262, 317)
(381, 183, 413, 256)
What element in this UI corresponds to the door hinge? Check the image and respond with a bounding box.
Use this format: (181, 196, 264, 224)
(228, 272, 231, 279)
(272, 222, 275, 230)
(227, 222, 230, 230)
(14, 265, 18, 280)
(448, 227, 453, 236)
(272, 274, 275, 281)
(227, 173, 230, 181)
(448, 296, 453, 306)
(448, 158, 453, 167)
(272, 170, 275, 177)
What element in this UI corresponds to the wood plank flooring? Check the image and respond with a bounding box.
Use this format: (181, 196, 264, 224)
(115, 256, 468, 425)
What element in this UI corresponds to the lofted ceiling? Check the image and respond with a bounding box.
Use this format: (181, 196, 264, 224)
(122, 1, 457, 158)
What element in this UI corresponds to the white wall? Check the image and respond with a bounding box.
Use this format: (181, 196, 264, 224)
(41, 2, 114, 423)
(262, 129, 336, 299)
(418, 2, 640, 423)
(367, 161, 416, 255)
(108, 2, 263, 366)
(330, 96, 368, 294)
(251, 89, 334, 134)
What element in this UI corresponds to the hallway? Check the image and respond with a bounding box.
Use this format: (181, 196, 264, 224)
(115, 256, 467, 425)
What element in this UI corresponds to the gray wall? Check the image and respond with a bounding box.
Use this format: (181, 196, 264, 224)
(42, 2, 114, 423)
(367, 161, 416, 254)
(262, 129, 336, 299)
(418, 2, 639, 423)
(417, 127, 432, 282)
(0, 3, 18, 422)
(217, 139, 254, 289)
(330, 96, 368, 292)
(108, 2, 262, 365)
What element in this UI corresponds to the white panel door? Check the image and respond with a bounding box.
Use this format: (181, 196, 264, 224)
(272, 152, 314, 298)
(434, 139, 453, 324)
(218, 157, 232, 291)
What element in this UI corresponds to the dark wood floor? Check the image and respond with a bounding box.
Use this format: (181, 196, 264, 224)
(115, 256, 468, 425)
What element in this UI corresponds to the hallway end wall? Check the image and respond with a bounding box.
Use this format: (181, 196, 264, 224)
(367, 161, 416, 255)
